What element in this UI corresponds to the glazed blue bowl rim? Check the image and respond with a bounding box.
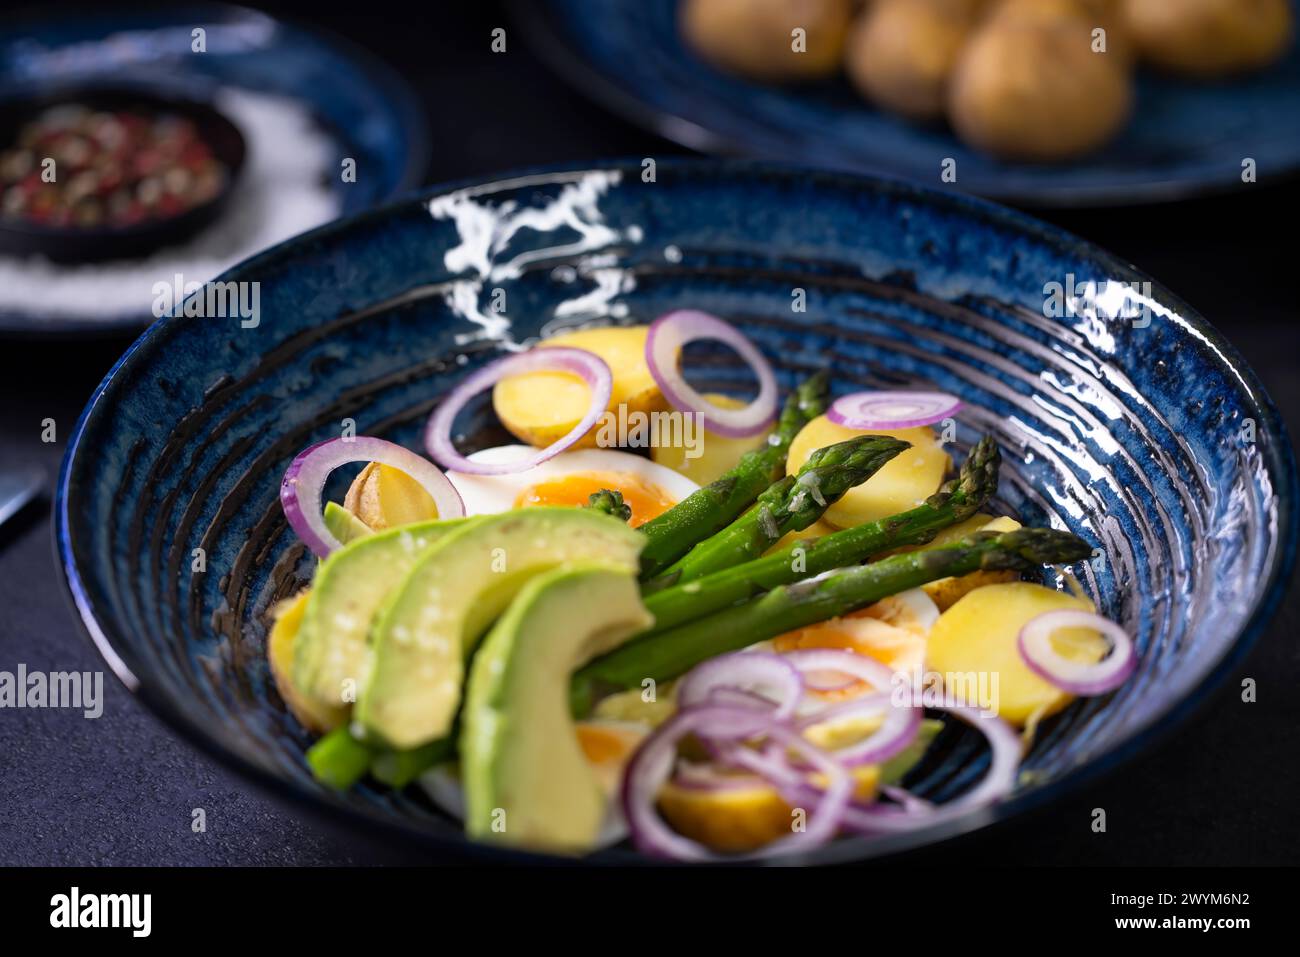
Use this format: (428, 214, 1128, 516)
(54, 158, 1299, 864)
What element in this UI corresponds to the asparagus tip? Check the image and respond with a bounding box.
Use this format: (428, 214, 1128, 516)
(984, 527, 1092, 570)
(586, 488, 633, 523)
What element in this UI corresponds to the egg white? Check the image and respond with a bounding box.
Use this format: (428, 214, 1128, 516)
(445, 444, 700, 518)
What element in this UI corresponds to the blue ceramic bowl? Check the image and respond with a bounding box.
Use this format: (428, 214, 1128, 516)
(520, 0, 1300, 206)
(56, 160, 1297, 864)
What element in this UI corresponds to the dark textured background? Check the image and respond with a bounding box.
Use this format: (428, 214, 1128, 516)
(0, 1, 1296, 866)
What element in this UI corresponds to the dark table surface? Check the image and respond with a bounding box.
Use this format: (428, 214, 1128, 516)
(0, 1, 1296, 866)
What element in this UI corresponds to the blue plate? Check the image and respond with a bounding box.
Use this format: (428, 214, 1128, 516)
(0, 2, 428, 336)
(56, 160, 1297, 863)
(521, 0, 1300, 207)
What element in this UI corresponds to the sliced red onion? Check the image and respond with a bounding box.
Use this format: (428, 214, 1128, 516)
(424, 347, 613, 475)
(725, 741, 806, 790)
(671, 761, 769, 792)
(881, 785, 933, 814)
(835, 705, 1021, 834)
(621, 705, 852, 862)
(794, 692, 920, 767)
(280, 437, 465, 558)
(828, 390, 962, 430)
(676, 652, 803, 724)
(645, 310, 778, 438)
(804, 678, 858, 694)
(781, 648, 896, 696)
(1018, 609, 1136, 696)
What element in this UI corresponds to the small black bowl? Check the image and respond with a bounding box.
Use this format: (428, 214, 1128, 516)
(0, 85, 246, 264)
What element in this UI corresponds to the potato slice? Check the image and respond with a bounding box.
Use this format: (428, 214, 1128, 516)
(925, 581, 1104, 725)
(267, 591, 343, 733)
(651, 393, 767, 485)
(786, 415, 950, 528)
(343, 462, 439, 530)
(657, 765, 879, 853)
(492, 325, 666, 450)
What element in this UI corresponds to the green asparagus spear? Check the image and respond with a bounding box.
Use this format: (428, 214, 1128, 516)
(585, 488, 632, 523)
(571, 527, 1091, 714)
(642, 436, 1001, 632)
(306, 727, 373, 790)
(642, 434, 911, 592)
(310, 436, 1000, 792)
(370, 737, 455, 789)
(306, 727, 454, 791)
(637, 370, 829, 578)
(340, 521, 1066, 791)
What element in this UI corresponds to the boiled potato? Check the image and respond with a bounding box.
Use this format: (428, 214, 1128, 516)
(845, 0, 988, 120)
(492, 325, 666, 451)
(919, 514, 1023, 610)
(680, 0, 854, 81)
(993, 0, 1133, 62)
(925, 581, 1104, 725)
(1122, 0, 1292, 77)
(651, 393, 767, 485)
(267, 591, 343, 733)
(658, 764, 879, 853)
(786, 415, 950, 528)
(344, 462, 438, 529)
(949, 8, 1133, 160)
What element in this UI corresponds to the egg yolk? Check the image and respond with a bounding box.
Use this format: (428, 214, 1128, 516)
(514, 471, 676, 527)
(575, 724, 632, 765)
(574, 723, 645, 797)
(774, 610, 926, 701)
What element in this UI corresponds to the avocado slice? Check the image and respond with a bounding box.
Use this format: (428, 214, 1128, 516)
(323, 501, 375, 545)
(292, 517, 470, 717)
(356, 509, 644, 750)
(461, 562, 653, 853)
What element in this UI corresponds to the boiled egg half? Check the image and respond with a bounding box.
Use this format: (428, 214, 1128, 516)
(445, 445, 699, 526)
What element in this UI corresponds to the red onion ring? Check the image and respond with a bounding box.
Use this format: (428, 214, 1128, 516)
(424, 347, 613, 475)
(781, 648, 896, 699)
(794, 692, 920, 767)
(835, 705, 1021, 834)
(676, 652, 803, 724)
(279, 437, 465, 558)
(1017, 609, 1136, 696)
(828, 390, 962, 430)
(621, 704, 852, 862)
(880, 785, 933, 814)
(670, 761, 769, 792)
(644, 310, 778, 438)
